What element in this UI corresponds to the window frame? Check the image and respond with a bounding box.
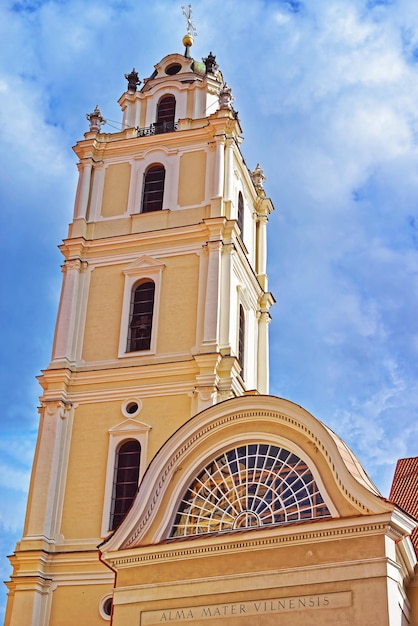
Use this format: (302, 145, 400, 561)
(155, 94, 176, 133)
(101, 416, 151, 537)
(238, 304, 245, 380)
(237, 191, 244, 237)
(126, 280, 156, 353)
(118, 255, 165, 358)
(141, 163, 166, 213)
(109, 439, 141, 531)
(170, 433, 338, 539)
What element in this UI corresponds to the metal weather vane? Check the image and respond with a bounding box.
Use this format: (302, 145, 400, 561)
(182, 4, 197, 37)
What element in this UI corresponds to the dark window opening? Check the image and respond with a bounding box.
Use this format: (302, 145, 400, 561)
(142, 165, 165, 213)
(237, 191, 244, 236)
(239, 304, 245, 379)
(110, 440, 141, 530)
(102, 597, 112, 617)
(155, 95, 176, 133)
(127, 281, 155, 352)
(165, 64, 182, 76)
(125, 401, 139, 415)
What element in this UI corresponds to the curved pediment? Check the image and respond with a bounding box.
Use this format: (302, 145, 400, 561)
(101, 395, 390, 553)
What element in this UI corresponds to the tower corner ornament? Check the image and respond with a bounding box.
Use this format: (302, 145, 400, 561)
(251, 163, 266, 192)
(125, 68, 141, 93)
(85, 105, 106, 133)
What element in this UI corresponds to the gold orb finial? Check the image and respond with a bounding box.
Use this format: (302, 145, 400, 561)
(182, 33, 194, 48)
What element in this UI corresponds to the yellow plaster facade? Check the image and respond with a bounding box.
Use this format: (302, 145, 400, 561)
(5, 42, 417, 626)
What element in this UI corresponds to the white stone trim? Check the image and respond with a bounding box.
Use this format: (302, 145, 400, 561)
(101, 417, 151, 538)
(117, 255, 165, 358)
(129, 149, 180, 214)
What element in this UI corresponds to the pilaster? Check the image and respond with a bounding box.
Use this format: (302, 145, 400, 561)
(51, 258, 88, 367)
(23, 400, 74, 543)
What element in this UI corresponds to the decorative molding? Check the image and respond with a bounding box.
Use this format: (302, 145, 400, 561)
(123, 407, 351, 547)
(111, 520, 391, 568)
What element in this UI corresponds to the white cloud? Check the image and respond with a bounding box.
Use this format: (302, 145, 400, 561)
(1, 0, 418, 617)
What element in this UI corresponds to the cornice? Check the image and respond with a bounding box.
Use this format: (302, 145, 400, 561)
(73, 120, 222, 162)
(40, 357, 198, 388)
(41, 381, 197, 405)
(61, 222, 208, 258)
(104, 515, 395, 570)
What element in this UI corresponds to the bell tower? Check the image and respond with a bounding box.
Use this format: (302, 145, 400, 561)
(5, 35, 274, 626)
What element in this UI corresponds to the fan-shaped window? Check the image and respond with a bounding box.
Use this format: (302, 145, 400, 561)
(237, 191, 244, 236)
(142, 165, 165, 213)
(238, 304, 245, 379)
(171, 444, 330, 537)
(127, 280, 155, 352)
(156, 95, 176, 133)
(110, 440, 141, 530)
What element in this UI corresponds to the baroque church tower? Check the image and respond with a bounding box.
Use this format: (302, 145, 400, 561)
(5, 34, 273, 625)
(5, 31, 417, 626)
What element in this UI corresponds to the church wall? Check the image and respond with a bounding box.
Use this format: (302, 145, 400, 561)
(48, 584, 110, 626)
(60, 403, 110, 539)
(81, 253, 199, 363)
(110, 533, 392, 626)
(60, 393, 194, 540)
(156, 254, 199, 354)
(177, 150, 207, 207)
(101, 162, 131, 217)
(82, 265, 124, 362)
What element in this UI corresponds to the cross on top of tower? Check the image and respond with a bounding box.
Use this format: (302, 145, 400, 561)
(182, 4, 197, 37)
(181, 4, 197, 57)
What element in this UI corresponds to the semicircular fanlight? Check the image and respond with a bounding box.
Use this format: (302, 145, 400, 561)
(170, 443, 331, 538)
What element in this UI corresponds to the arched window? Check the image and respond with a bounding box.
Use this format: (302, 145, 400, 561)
(127, 281, 155, 352)
(239, 304, 245, 379)
(155, 95, 176, 133)
(237, 191, 244, 236)
(170, 444, 331, 537)
(110, 439, 141, 530)
(142, 164, 165, 213)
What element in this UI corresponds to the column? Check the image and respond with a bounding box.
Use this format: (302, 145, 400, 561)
(73, 159, 93, 220)
(219, 242, 233, 352)
(23, 401, 74, 541)
(201, 239, 222, 351)
(210, 135, 225, 216)
(257, 293, 273, 394)
(51, 259, 86, 365)
(256, 211, 268, 290)
(224, 137, 234, 203)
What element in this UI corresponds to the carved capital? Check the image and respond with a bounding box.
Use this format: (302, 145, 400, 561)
(41, 400, 73, 419)
(257, 310, 271, 325)
(194, 386, 217, 403)
(205, 240, 223, 254)
(76, 158, 93, 173)
(61, 258, 87, 273)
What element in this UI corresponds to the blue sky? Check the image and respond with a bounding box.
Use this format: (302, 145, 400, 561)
(1, 0, 418, 618)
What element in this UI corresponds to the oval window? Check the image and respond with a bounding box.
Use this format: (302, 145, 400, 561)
(165, 63, 182, 75)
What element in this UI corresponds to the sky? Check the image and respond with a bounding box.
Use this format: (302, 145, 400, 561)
(1, 0, 418, 618)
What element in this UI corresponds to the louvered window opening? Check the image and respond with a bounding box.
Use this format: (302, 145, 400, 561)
(155, 95, 176, 134)
(171, 444, 331, 537)
(238, 305, 245, 379)
(142, 165, 165, 213)
(237, 191, 244, 236)
(110, 440, 141, 530)
(127, 281, 155, 352)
